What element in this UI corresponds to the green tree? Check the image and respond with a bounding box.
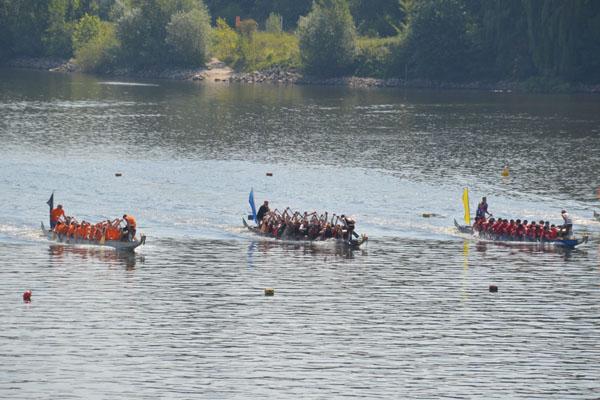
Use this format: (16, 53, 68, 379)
(75, 21, 119, 70)
(211, 17, 240, 64)
(523, 0, 600, 81)
(297, 0, 357, 77)
(166, 7, 212, 66)
(265, 12, 282, 33)
(404, 0, 470, 80)
(116, 0, 207, 67)
(72, 13, 103, 51)
(42, 0, 75, 57)
(348, 0, 404, 37)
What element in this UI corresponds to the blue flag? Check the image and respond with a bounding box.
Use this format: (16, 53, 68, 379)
(249, 189, 257, 223)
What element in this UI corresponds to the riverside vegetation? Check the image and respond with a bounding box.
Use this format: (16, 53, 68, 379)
(1, 0, 599, 92)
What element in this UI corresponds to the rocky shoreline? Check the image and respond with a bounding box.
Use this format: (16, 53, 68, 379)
(4, 56, 599, 93)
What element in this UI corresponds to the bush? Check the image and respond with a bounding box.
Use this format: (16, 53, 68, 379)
(297, 0, 358, 77)
(265, 12, 283, 34)
(238, 19, 258, 38)
(241, 31, 300, 71)
(354, 36, 402, 78)
(166, 7, 212, 66)
(75, 22, 119, 71)
(72, 14, 102, 52)
(211, 18, 240, 65)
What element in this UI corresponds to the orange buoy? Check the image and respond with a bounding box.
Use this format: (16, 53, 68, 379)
(23, 290, 32, 302)
(501, 166, 509, 177)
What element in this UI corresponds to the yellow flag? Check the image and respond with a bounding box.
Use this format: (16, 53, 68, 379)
(462, 188, 471, 225)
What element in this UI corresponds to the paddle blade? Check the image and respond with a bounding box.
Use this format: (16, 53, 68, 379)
(462, 188, 471, 225)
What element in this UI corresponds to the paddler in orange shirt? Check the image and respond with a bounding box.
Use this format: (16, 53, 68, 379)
(50, 204, 65, 229)
(122, 214, 137, 240)
(103, 219, 121, 241)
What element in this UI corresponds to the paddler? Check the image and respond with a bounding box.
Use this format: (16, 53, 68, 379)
(561, 210, 573, 238)
(257, 201, 270, 223)
(50, 204, 65, 229)
(475, 197, 492, 220)
(122, 214, 137, 240)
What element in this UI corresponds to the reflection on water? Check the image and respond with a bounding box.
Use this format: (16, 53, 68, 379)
(48, 244, 141, 270)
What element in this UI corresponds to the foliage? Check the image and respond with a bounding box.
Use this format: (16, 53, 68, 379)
(166, 7, 212, 66)
(298, 0, 358, 77)
(211, 18, 299, 71)
(238, 18, 258, 38)
(73, 13, 103, 51)
(403, 0, 470, 81)
(74, 21, 119, 71)
(354, 36, 403, 78)
(42, 0, 75, 57)
(349, 0, 404, 37)
(116, 0, 208, 67)
(242, 31, 300, 70)
(1, 0, 600, 86)
(265, 12, 282, 33)
(205, 0, 312, 30)
(211, 17, 240, 65)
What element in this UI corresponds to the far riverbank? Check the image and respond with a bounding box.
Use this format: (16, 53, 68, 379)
(4, 56, 600, 94)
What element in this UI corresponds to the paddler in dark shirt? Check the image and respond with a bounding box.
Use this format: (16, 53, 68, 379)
(476, 197, 492, 220)
(257, 201, 269, 223)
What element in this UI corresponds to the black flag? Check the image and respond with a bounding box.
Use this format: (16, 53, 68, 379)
(47, 192, 54, 211)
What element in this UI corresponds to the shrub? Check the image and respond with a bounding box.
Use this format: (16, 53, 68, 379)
(297, 0, 358, 77)
(72, 14, 102, 51)
(75, 22, 119, 71)
(238, 18, 258, 38)
(211, 17, 240, 65)
(166, 7, 212, 66)
(265, 12, 283, 34)
(354, 36, 402, 78)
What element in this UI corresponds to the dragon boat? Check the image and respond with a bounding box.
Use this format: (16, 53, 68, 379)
(454, 219, 588, 248)
(41, 222, 146, 251)
(454, 188, 588, 248)
(242, 218, 367, 250)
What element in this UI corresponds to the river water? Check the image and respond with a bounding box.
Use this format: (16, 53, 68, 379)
(1, 68, 600, 399)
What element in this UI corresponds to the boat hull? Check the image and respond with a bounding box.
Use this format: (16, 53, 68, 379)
(453, 219, 588, 248)
(242, 218, 367, 249)
(41, 222, 146, 251)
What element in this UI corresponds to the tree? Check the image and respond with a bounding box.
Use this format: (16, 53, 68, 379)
(348, 0, 405, 37)
(75, 21, 119, 71)
(73, 13, 103, 51)
(116, 0, 208, 67)
(265, 12, 282, 33)
(297, 0, 357, 77)
(166, 7, 212, 66)
(404, 0, 470, 80)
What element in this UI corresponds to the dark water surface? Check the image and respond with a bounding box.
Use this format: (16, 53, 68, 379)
(1, 68, 600, 399)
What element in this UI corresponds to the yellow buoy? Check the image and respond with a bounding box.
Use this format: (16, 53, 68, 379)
(501, 166, 509, 177)
(264, 288, 274, 296)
